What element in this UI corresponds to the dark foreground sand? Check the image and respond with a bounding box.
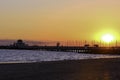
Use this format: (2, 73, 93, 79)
(0, 58, 120, 80)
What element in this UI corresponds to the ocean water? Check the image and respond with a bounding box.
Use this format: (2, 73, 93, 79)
(0, 49, 120, 63)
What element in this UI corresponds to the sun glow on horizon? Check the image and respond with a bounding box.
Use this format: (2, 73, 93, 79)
(101, 34, 114, 43)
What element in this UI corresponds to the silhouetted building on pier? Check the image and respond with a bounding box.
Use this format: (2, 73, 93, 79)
(12, 39, 28, 48)
(94, 44, 99, 47)
(56, 42, 60, 47)
(84, 44, 90, 49)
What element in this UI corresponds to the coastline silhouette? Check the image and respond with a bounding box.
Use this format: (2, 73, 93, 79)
(0, 39, 120, 54)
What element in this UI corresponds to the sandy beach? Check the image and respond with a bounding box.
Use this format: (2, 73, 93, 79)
(0, 58, 120, 80)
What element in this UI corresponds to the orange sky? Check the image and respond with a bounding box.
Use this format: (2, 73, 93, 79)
(0, 0, 120, 41)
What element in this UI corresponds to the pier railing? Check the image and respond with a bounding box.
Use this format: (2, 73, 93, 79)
(0, 45, 120, 54)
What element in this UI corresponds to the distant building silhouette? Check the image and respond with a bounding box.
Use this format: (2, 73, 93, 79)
(84, 44, 89, 47)
(84, 44, 89, 49)
(56, 42, 60, 47)
(94, 44, 99, 47)
(12, 39, 28, 48)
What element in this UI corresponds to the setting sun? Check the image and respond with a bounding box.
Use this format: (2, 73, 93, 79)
(102, 34, 114, 43)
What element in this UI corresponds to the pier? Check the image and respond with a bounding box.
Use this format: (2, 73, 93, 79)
(0, 39, 120, 54)
(0, 46, 120, 54)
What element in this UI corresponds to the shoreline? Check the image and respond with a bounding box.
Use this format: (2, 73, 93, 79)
(0, 57, 120, 64)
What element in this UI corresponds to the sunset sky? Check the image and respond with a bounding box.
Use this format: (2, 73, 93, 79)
(0, 0, 120, 41)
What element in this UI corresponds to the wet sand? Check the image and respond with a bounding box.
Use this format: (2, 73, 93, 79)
(0, 58, 120, 80)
